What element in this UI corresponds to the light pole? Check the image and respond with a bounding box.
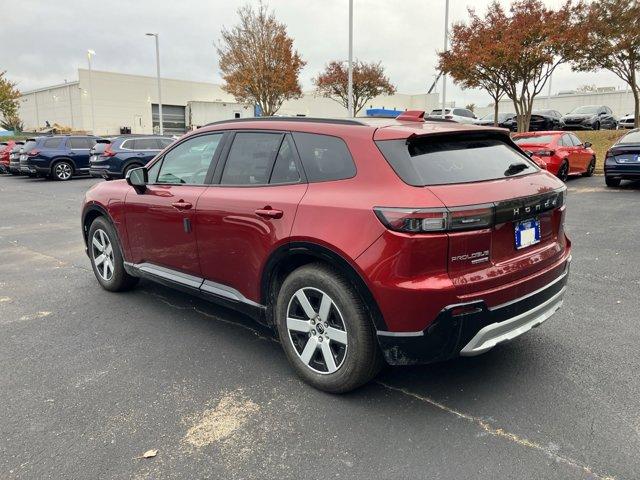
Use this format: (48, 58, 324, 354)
(87, 49, 96, 133)
(146, 33, 163, 135)
(441, 0, 449, 118)
(347, 0, 354, 118)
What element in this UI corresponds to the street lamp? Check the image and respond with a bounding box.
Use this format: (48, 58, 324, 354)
(87, 49, 96, 133)
(441, 0, 449, 119)
(146, 33, 163, 135)
(347, 0, 354, 118)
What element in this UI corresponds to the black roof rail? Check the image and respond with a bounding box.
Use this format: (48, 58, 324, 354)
(204, 116, 367, 127)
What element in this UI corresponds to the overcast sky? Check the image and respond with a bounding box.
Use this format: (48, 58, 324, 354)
(2, 0, 627, 108)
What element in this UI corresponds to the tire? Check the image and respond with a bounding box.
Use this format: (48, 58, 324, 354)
(593, 121, 600, 131)
(605, 176, 621, 188)
(583, 157, 596, 177)
(51, 160, 74, 181)
(275, 263, 383, 393)
(88, 216, 139, 292)
(557, 161, 569, 182)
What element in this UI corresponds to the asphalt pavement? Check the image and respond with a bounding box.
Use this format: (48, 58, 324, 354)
(0, 173, 638, 479)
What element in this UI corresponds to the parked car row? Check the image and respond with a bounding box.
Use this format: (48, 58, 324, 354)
(0, 134, 174, 181)
(426, 105, 625, 132)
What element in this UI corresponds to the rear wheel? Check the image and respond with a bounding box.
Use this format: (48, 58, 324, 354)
(52, 160, 73, 181)
(557, 161, 569, 182)
(605, 176, 621, 188)
(275, 263, 383, 393)
(88, 217, 139, 292)
(583, 157, 596, 177)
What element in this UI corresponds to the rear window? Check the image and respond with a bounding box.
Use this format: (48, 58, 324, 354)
(92, 141, 110, 154)
(376, 134, 536, 186)
(133, 138, 160, 150)
(23, 140, 38, 152)
(291, 132, 355, 182)
(619, 131, 640, 144)
(514, 135, 555, 145)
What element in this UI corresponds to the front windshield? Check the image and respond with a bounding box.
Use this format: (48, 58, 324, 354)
(570, 106, 599, 115)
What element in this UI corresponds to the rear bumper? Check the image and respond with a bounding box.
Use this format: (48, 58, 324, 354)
(377, 256, 570, 365)
(605, 163, 640, 180)
(90, 166, 120, 179)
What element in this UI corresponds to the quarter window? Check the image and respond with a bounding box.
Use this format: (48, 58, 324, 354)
(292, 132, 356, 182)
(221, 132, 282, 185)
(156, 133, 222, 185)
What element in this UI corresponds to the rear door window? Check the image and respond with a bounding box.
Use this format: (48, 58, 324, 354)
(291, 132, 355, 182)
(68, 138, 93, 149)
(133, 138, 159, 150)
(220, 132, 282, 185)
(270, 136, 301, 184)
(514, 135, 555, 145)
(42, 138, 61, 149)
(376, 134, 537, 186)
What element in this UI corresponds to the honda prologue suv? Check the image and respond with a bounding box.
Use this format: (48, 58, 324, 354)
(82, 113, 571, 392)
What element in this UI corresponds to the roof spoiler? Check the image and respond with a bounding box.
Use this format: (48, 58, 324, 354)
(396, 110, 425, 122)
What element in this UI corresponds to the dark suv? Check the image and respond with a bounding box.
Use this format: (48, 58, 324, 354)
(89, 135, 175, 180)
(81, 113, 571, 392)
(8, 142, 24, 175)
(21, 135, 99, 180)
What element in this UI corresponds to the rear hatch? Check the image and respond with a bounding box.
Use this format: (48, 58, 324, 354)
(375, 130, 567, 297)
(90, 139, 111, 163)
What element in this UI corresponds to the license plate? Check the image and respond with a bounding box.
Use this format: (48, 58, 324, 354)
(616, 155, 640, 163)
(515, 218, 541, 250)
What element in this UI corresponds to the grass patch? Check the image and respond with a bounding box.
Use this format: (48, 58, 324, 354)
(569, 130, 628, 173)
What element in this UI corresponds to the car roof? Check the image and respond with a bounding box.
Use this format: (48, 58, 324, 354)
(197, 115, 506, 141)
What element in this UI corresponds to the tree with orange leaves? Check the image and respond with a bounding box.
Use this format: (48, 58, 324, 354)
(440, 1, 580, 132)
(217, 3, 306, 117)
(570, 0, 640, 128)
(313, 61, 396, 117)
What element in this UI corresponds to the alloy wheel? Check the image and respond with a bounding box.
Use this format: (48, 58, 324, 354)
(558, 162, 569, 182)
(286, 287, 348, 374)
(91, 229, 114, 281)
(55, 162, 72, 180)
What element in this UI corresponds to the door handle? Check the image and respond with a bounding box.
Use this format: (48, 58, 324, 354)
(255, 207, 283, 219)
(171, 201, 192, 211)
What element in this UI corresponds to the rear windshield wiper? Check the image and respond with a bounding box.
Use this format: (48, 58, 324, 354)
(504, 163, 530, 176)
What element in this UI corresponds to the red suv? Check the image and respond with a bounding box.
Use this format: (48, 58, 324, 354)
(513, 131, 596, 181)
(82, 113, 571, 392)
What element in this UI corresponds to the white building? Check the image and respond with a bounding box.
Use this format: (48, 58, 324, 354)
(18, 69, 440, 135)
(475, 88, 638, 119)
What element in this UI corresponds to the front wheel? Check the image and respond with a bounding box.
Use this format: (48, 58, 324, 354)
(583, 157, 596, 177)
(88, 217, 139, 292)
(52, 160, 73, 181)
(557, 161, 569, 182)
(275, 263, 383, 393)
(593, 121, 600, 131)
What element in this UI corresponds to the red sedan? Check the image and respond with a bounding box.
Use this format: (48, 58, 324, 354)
(513, 131, 596, 181)
(0, 140, 16, 174)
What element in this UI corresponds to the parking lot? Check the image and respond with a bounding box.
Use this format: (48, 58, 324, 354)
(0, 174, 639, 480)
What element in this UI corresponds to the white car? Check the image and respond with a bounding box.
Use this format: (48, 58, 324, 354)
(618, 114, 635, 129)
(427, 108, 477, 124)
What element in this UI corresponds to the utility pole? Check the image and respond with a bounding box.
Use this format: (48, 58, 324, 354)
(87, 50, 96, 133)
(441, 0, 449, 118)
(146, 33, 164, 135)
(348, 0, 354, 118)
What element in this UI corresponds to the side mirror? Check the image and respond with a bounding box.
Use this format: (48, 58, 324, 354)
(126, 166, 148, 193)
(584, 142, 592, 148)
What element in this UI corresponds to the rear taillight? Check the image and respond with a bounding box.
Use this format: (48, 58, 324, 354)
(374, 204, 494, 233)
(28, 149, 40, 156)
(103, 145, 116, 157)
(534, 149, 555, 157)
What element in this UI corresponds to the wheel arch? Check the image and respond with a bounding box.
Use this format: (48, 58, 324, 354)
(81, 203, 123, 255)
(260, 241, 387, 331)
(51, 157, 76, 175)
